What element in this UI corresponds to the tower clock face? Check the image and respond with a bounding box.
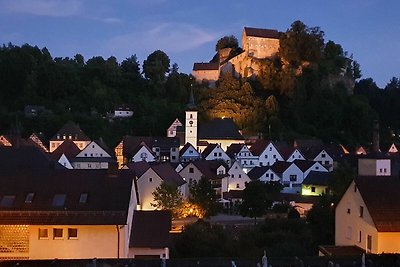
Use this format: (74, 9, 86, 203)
(189, 120, 193, 125)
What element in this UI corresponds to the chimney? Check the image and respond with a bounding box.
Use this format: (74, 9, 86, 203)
(372, 120, 380, 153)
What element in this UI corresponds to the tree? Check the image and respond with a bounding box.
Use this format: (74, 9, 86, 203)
(189, 177, 219, 217)
(215, 35, 239, 51)
(240, 180, 270, 223)
(142, 50, 170, 85)
(152, 181, 183, 218)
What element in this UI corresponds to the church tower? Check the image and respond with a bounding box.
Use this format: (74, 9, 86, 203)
(185, 88, 198, 148)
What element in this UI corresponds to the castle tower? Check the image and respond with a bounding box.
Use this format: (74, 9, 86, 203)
(185, 88, 198, 148)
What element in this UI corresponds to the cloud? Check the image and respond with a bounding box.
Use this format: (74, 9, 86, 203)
(104, 23, 218, 58)
(0, 0, 82, 17)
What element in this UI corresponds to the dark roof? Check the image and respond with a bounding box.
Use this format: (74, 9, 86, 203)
(249, 139, 269, 156)
(51, 139, 80, 161)
(272, 192, 321, 204)
(94, 139, 114, 157)
(293, 160, 318, 172)
(226, 143, 244, 158)
(179, 143, 200, 157)
(126, 161, 151, 177)
(279, 147, 297, 160)
(121, 136, 179, 156)
(198, 118, 244, 140)
(294, 139, 324, 150)
(0, 169, 134, 225)
(28, 132, 49, 152)
(303, 171, 332, 186)
(355, 176, 400, 232)
(191, 160, 229, 180)
(50, 121, 91, 141)
(129, 210, 171, 248)
(152, 163, 186, 186)
(192, 62, 219, 71)
(223, 190, 243, 200)
(243, 27, 280, 39)
(0, 146, 63, 170)
(318, 245, 365, 256)
(201, 143, 218, 158)
(270, 161, 292, 174)
(247, 166, 271, 180)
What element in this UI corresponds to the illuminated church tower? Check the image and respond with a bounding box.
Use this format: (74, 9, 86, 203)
(185, 88, 198, 148)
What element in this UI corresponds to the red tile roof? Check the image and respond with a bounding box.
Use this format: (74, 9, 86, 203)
(50, 121, 90, 141)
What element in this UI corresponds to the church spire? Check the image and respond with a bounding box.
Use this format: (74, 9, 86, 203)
(186, 85, 197, 111)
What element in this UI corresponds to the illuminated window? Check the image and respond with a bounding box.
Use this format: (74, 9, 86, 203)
(1, 195, 16, 207)
(39, 228, 49, 239)
(25, 193, 35, 203)
(53, 228, 63, 239)
(52, 194, 66, 207)
(68, 228, 78, 239)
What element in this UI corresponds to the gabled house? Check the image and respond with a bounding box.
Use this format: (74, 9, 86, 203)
(71, 139, 116, 169)
(301, 171, 332, 196)
(49, 121, 91, 152)
(0, 169, 137, 260)
(179, 142, 201, 162)
(114, 105, 134, 118)
(223, 161, 251, 192)
(127, 162, 185, 210)
(335, 176, 400, 253)
(247, 166, 280, 183)
(271, 161, 303, 193)
(251, 140, 285, 167)
(226, 143, 258, 171)
(358, 153, 391, 176)
(131, 142, 156, 163)
(179, 160, 229, 198)
(50, 140, 81, 169)
(293, 160, 328, 179)
(312, 149, 334, 172)
(201, 143, 230, 165)
(167, 118, 183, 138)
(280, 147, 305, 162)
(192, 62, 220, 87)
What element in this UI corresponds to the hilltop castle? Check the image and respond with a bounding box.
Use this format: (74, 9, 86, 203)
(192, 27, 280, 86)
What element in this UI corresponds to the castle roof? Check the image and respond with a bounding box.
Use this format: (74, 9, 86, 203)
(193, 62, 220, 71)
(243, 27, 280, 39)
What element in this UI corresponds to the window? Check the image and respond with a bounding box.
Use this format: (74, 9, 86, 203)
(84, 153, 87, 157)
(1, 195, 16, 207)
(325, 161, 330, 165)
(359, 206, 364, 218)
(39, 228, 49, 239)
(269, 147, 272, 151)
(172, 156, 176, 160)
(149, 177, 153, 182)
(92, 145, 95, 148)
(214, 152, 217, 157)
(79, 193, 88, 204)
(172, 148, 176, 152)
(53, 228, 63, 239)
(68, 228, 78, 239)
(289, 175, 297, 182)
(346, 226, 352, 240)
(367, 235, 372, 251)
(236, 184, 240, 188)
(189, 167, 194, 173)
(273, 155, 276, 159)
(189, 150, 193, 154)
(25, 193, 35, 203)
(358, 231, 362, 243)
(238, 174, 242, 178)
(218, 153, 222, 157)
(52, 194, 66, 207)
(270, 173, 274, 179)
(384, 168, 387, 173)
(231, 174, 234, 178)
(321, 153, 326, 158)
(88, 164, 92, 168)
(311, 187, 316, 193)
(265, 173, 269, 178)
(264, 155, 268, 159)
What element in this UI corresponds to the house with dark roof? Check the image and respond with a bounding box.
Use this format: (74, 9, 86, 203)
(192, 62, 220, 87)
(128, 210, 171, 259)
(179, 160, 229, 198)
(50, 139, 81, 169)
(335, 176, 400, 253)
(201, 143, 231, 164)
(0, 169, 137, 260)
(224, 161, 251, 192)
(301, 171, 332, 196)
(179, 142, 201, 162)
(242, 27, 280, 59)
(71, 140, 117, 169)
(226, 143, 258, 171)
(248, 166, 280, 183)
(126, 162, 186, 210)
(250, 140, 286, 167)
(198, 118, 245, 151)
(49, 121, 91, 152)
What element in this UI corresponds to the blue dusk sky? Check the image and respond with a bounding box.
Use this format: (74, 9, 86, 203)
(0, 0, 398, 87)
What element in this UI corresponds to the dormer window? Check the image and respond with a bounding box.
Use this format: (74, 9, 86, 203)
(1, 195, 16, 207)
(79, 193, 88, 204)
(52, 194, 66, 207)
(25, 193, 35, 203)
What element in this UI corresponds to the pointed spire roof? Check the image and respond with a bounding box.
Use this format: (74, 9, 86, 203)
(186, 86, 197, 111)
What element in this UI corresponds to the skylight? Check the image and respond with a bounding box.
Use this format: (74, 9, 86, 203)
(52, 194, 66, 207)
(1, 195, 16, 207)
(25, 193, 35, 203)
